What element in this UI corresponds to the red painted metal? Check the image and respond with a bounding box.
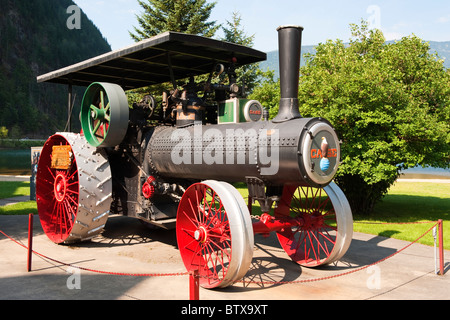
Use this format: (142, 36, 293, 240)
(275, 185, 339, 267)
(142, 176, 156, 199)
(177, 183, 232, 289)
(190, 270, 200, 300)
(36, 135, 80, 244)
(27, 214, 33, 272)
(252, 213, 300, 236)
(438, 220, 444, 276)
(248, 196, 253, 215)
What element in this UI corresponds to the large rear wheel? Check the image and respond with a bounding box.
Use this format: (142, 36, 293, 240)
(36, 133, 113, 244)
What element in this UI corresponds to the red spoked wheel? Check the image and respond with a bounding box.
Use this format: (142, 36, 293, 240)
(275, 182, 353, 267)
(36, 133, 113, 244)
(177, 180, 254, 289)
(37, 135, 79, 244)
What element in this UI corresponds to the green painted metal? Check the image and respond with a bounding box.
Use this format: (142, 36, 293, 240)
(80, 82, 129, 148)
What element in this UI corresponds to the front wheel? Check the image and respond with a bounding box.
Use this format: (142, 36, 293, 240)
(176, 180, 254, 289)
(274, 182, 353, 267)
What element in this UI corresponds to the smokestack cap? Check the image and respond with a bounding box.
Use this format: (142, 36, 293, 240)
(277, 25, 304, 31)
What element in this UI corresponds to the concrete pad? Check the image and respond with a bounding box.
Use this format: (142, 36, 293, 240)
(0, 215, 448, 301)
(0, 175, 31, 182)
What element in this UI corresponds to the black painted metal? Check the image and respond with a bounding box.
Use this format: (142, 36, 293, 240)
(36, 32, 267, 90)
(146, 117, 336, 188)
(273, 25, 304, 123)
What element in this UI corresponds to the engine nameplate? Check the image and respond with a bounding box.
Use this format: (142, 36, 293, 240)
(51, 146, 73, 170)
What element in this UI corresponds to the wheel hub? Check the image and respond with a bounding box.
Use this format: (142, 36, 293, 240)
(54, 174, 67, 202)
(301, 212, 325, 230)
(91, 108, 106, 121)
(194, 226, 208, 243)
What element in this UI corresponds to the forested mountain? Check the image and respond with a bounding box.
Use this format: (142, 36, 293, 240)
(261, 41, 450, 79)
(0, 0, 111, 138)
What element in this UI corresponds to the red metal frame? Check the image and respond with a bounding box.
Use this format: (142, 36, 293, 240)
(252, 213, 301, 236)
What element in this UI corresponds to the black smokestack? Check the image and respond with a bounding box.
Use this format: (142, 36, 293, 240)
(273, 25, 304, 123)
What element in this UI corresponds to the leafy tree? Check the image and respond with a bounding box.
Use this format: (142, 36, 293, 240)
(252, 21, 450, 215)
(0, 127, 8, 139)
(249, 69, 279, 113)
(130, 0, 219, 41)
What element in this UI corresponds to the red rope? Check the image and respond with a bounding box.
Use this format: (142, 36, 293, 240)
(354, 221, 437, 225)
(235, 221, 441, 285)
(0, 229, 188, 278)
(0, 220, 441, 285)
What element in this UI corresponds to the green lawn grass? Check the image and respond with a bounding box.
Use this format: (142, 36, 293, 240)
(0, 181, 30, 199)
(353, 181, 449, 249)
(0, 181, 37, 215)
(1, 180, 448, 249)
(0, 201, 37, 216)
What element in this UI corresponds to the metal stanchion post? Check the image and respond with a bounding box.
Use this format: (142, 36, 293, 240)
(27, 214, 34, 272)
(190, 270, 200, 301)
(438, 220, 444, 276)
(433, 225, 437, 275)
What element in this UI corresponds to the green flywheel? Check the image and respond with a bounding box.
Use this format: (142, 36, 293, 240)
(81, 82, 129, 148)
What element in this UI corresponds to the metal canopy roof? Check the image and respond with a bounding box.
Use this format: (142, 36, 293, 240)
(37, 31, 267, 90)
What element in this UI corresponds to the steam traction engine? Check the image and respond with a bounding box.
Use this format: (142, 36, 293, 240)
(36, 26, 353, 288)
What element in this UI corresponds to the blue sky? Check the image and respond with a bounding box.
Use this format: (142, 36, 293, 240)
(74, 0, 450, 52)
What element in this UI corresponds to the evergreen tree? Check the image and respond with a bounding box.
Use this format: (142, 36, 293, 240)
(221, 11, 253, 46)
(221, 11, 259, 94)
(130, 0, 219, 41)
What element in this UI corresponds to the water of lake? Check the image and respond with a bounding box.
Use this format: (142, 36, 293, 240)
(0, 149, 32, 176)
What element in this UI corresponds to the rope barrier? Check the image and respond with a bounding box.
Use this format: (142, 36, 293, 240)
(235, 220, 442, 286)
(354, 220, 438, 225)
(0, 218, 444, 289)
(0, 228, 189, 278)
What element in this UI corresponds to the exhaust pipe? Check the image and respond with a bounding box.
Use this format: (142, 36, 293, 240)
(273, 25, 304, 123)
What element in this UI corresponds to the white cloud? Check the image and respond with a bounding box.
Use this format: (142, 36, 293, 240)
(437, 15, 450, 24)
(383, 31, 406, 41)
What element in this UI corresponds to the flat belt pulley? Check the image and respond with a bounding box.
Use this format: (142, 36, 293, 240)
(80, 82, 129, 148)
(36, 133, 113, 244)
